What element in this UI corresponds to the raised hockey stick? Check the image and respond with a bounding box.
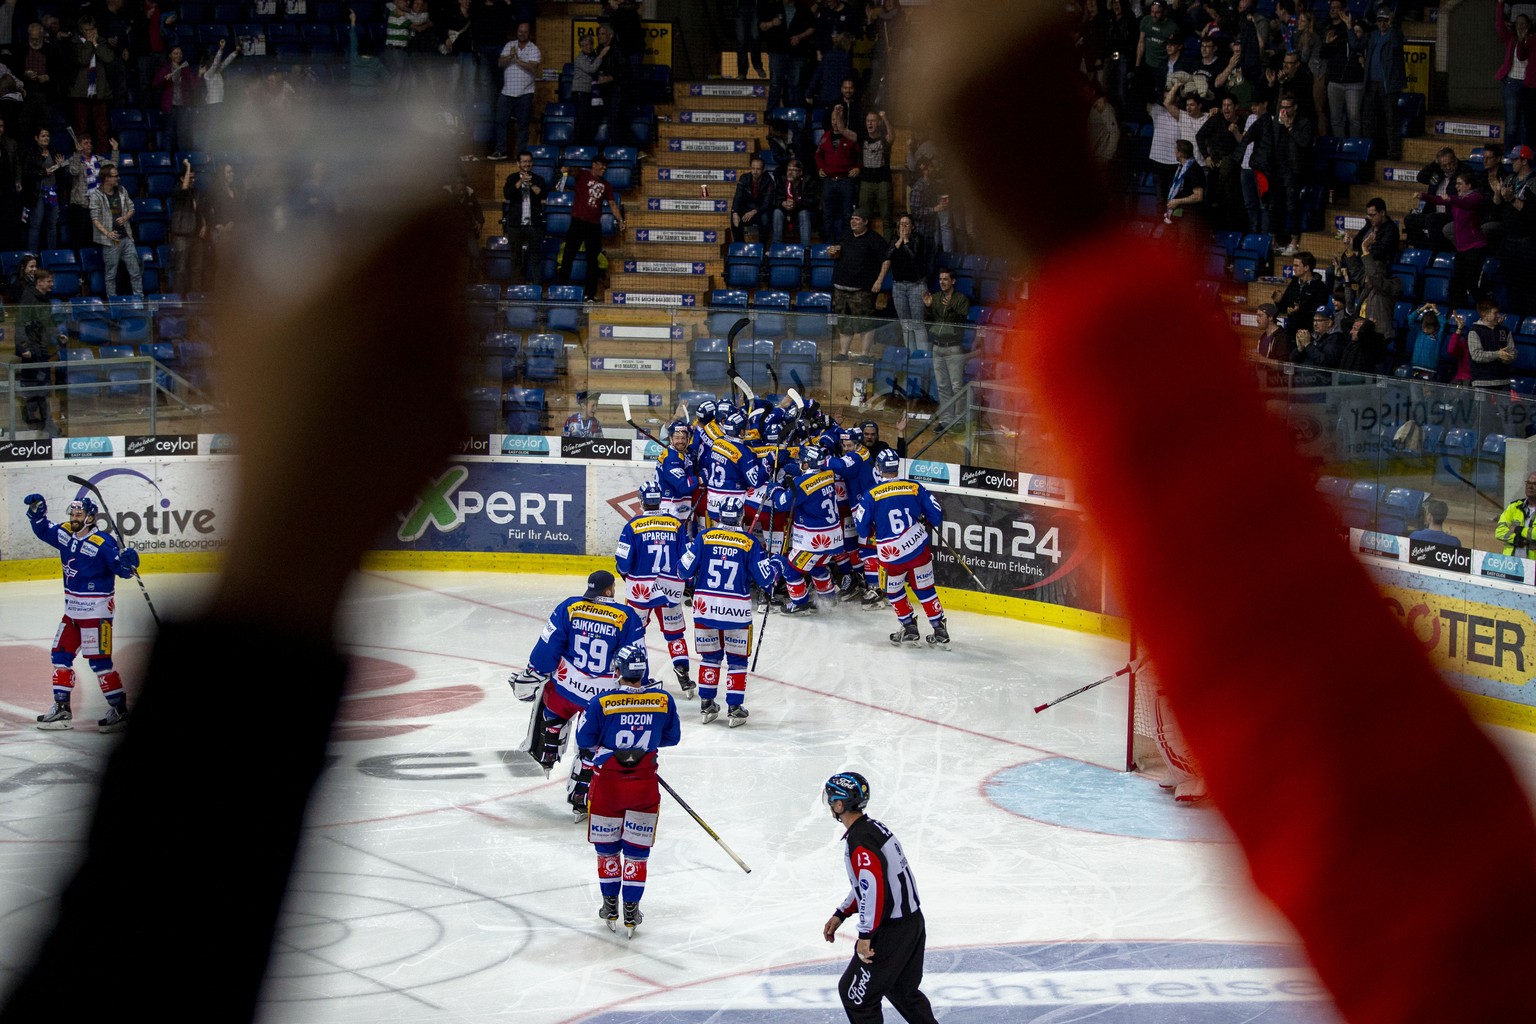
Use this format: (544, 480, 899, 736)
(658, 774, 752, 873)
(933, 528, 989, 592)
(66, 474, 160, 626)
(724, 317, 755, 402)
(1033, 664, 1132, 714)
(786, 387, 805, 410)
(1437, 458, 1504, 509)
(619, 394, 660, 444)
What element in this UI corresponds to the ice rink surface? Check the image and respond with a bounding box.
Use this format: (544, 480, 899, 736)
(4, 570, 1536, 1023)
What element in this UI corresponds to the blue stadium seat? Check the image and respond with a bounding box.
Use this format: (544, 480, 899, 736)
(692, 337, 730, 389)
(561, 146, 598, 170)
(601, 146, 638, 190)
(874, 346, 910, 397)
(1473, 434, 1507, 493)
(808, 244, 837, 289)
(545, 284, 584, 332)
(766, 243, 805, 290)
(544, 192, 573, 236)
(483, 236, 511, 282)
(503, 386, 546, 434)
(523, 333, 562, 384)
(504, 284, 541, 330)
(752, 289, 791, 337)
(1434, 427, 1480, 487)
(542, 103, 576, 145)
(707, 289, 750, 336)
(1340, 480, 1380, 531)
(1379, 487, 1429, 537)
(736, 338, 776, 391)
(725, 243, 764, 288)
(791, 290, 832, 340)
(777, 338, 820, 391)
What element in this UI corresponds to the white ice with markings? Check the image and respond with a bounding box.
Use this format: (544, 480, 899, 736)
(3, 570, 1534, 1023)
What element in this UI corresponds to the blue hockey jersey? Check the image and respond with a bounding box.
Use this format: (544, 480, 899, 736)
(853, 480, 946, 568)
(771, 467, 844, 556)
(29, 515, 132, 620)
(679, 526, 777, 628)
(527, 596, 649, 705)
(574, 683, 682, 771)
(615, 512, 687, 609)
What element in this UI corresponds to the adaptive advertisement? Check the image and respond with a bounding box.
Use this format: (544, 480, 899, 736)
(384, 461, 585, 555)
(930, 492, 1103, 613)
(1376, 568, 1536, 702)
(560, 437, 633, 461)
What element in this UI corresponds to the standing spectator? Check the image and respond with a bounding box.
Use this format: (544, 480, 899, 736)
(815, 0, 864, 56)
(383, 0, 412, 90)
(758, 0, 790, 111)
(1235, 0, 1271, 89)
(1495, 8, 1535, 153)
(153, 44, 196, 155)
(1256, 302, 1292, 360)
(557, 153, 624, 301)
(1467, 297, 1517, 393)
(886, 212, 927, 353)
(1197, 93, 1245, 231)
(734, 0, 764, 80)
(820, 771, 939, 1024)
(200, 37, 237, 112)
(922, 267, 969, 426)
(856, 109, 893, 234)
(770, 156, 814, 243)
(731, 154, 774, 243)
(439, 0, 477, 113)
(169, 158, 205, 294)
(347, 9, 390, 98)
(1088, 85, 1120, 166)
(574, 642, 681, 937)
(204, 160, 241, 282)
(474, 0, 510, 102)
(1417, 169, 1491, 308)
(1406, 303, 1448, 379)
(1272, 90, 1315, 255)
(1295, 9, 1329, 135)
(603, 0, 645, 81)
(906, 155, 948, 259)
(1410, 499, 1462, 547)
(13, 268, 63, 434)
(1363, 5, 1406, 161)
(1491, 144, 1536, 315)
(69, 15, 114, 151)
(88, 160, 142, 297)
(1102, 0, 1139, 112)
(828, 207, 887, 362)
(816, 105, 859, 244)
(1164, 138, 1207, 245)
(1406, 147, 1463, 250)
(562, 393, 603, 437)
(6, 249, 36, 302)
(21, 124, 63, 252)
(1147, 80, 1185, 201)
(569, 31, 600, 146)
(501, 149, 546, 285)
(1274, 251, 1330, 323)
(490, 21, 538, 161)
(593, 23, 632, 149)
(1322, 4, 1365, 138)
(20, 23, 61, 138)
(807, 33, 854, 112)
(62, 132, 115, 251)
(1136, 0, 1177, 102)
(865, 0, 906, 113)
(1236, 90, 1278, 236)
(1275, 49, 1317, 128)
(1338, 197, 1401, 349)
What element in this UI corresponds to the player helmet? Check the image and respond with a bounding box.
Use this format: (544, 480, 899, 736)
(874, 448, 900, 477)
(823, 771, 870, 813)
(841, 426, 861, 446)
(696, 399, 718, 423)
(668, 419, 690, 443)
(717, 497, 746, 527)
(613, 642, 648, 683)
(721, 409, 747, 438)
(799, 442, 826, 468)
(638, 480, 662, 509)
(763, 409, 787, 445)
(67, 497, 98, 519)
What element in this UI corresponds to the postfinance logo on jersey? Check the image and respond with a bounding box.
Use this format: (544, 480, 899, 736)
(571, 601, 628, 627)
(600, 693, 668, 713)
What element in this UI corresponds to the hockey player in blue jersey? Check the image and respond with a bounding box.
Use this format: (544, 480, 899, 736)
(701, 409, 770, 529)
(769, 441, 844, 613)
(853, 449, 951, 649)
(575, 642, 682, 937)
(24, 493, 141, 732)
(615, 481, 695, 698)
(509, 569, 649, 816)
(655, 420, 700, 531)
(830, 425, 882, 606)
(678, 497, 778, 726)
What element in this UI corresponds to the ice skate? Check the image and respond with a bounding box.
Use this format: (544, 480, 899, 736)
(675, 664, 697, 700)
(781, 598, 814, 615)
(97, 705, 129, 734)
(726, 705, 749, 728)
(599, 895, 619, 932)
(926, 617, 951, 650)
(35, 701, 72, 730)
(890, 619, 921, 647)
(859, 586, 885, 609)
(623, 901, 643, 938)
(700, 699, 721, 724)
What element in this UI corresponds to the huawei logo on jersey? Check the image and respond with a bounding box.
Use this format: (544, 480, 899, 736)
(693, 597, 708, 616)
(812, 534, 833, 549)
(880, 543, 901, 560)
(631, 582, 652, 599)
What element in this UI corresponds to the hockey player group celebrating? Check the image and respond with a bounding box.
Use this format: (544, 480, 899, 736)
(506, 396, 955, 937)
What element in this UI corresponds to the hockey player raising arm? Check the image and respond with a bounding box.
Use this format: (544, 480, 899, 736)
(509, 569, 648, 818)
(677, 497, 778, 726)
(22, 494, 141, 732)
(575, 643, 682, 938)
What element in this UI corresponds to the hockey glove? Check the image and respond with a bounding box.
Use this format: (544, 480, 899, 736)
(24, 493, 46, 520)
(509, 667, 550, 702)
(116, 548, 140, 578)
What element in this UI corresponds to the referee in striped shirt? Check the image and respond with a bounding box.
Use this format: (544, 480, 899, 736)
(822, 771, 938, 1023)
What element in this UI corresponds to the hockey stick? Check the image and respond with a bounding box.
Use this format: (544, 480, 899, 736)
(786, 387, 805, 410)
(620, 394, 660, 444)
(1437, 457, 1504, 509)
(1033, 664, 1132, 714)
(933, 527, 989, 592)
(724, 317, 755, 402)
(66, 474, 160, 626)
(658, 774, 752, 873)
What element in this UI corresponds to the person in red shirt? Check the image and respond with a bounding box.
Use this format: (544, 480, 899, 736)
(816, 106, 860, 244)
(557, 153, 626, 301)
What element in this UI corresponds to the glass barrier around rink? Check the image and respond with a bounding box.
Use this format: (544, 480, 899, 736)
(473, 299, 1037, 469)
(1248, 356, 1536, 557)
(4, 296, 222, 441)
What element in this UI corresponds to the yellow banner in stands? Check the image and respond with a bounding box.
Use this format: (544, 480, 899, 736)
(1403, 42, 1431, 99)
(571, 19, 673, 67)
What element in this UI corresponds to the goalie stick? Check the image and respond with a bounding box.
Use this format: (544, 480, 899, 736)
(66, 474, 161, 625)
(619, 395, 660, 444)
(1033, 665, 1132, 714)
